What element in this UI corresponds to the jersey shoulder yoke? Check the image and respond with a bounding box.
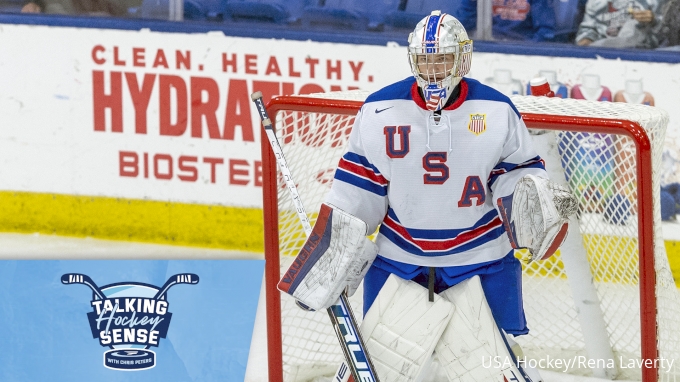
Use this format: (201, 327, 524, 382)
(365, 77, 415, 104)
(464, 78, 521, 118)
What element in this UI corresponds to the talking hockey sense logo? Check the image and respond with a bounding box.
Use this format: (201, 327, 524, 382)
(62, 273, 199, 370)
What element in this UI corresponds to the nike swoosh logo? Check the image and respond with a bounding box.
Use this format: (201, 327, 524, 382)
(375, 106, 393, 114)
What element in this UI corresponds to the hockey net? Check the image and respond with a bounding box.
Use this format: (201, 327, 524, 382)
(260, 90, 680, 382)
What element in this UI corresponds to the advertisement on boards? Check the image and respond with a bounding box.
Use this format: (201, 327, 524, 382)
(1, 23, 680, 246)
(0, 24, 403, 208)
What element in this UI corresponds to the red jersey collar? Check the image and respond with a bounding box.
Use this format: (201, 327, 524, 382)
(410, 79, 468, 111)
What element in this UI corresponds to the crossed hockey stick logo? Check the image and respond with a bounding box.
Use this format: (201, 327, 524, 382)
(62, 273, 198, 370)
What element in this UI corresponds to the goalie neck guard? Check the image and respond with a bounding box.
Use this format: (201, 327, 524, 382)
(408, 10, 473, 111)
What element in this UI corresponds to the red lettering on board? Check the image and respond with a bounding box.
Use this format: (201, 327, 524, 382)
(153, 50, 169, 69)
(118, 151, 265, 187)
(222, 53, 237, 73)
(327, 60, 341, 80)
(133, 47, 145, 67)
(113, 46, 126, 66)
(349, 61, 363, 81)
(305, 58, 319, 78)
(119, 151, 139, 177)
(154, 154, 173, 180)
(244, 54, 257, 75)
(288, 57, 301, 77)
(230, 159, 250, 185)
(125, 73, 155, 134)
(223, 79, 254, 141)
(203, 157, 224, 183)
(178, 156, 198, 182)
(191, 76, 221, 139)
(159, 74, 188, 136)
(265, 56, 282, 76)
(176, 51, 191, 70)
(93, 70, 123, 132)
(92, 45, 105, 65)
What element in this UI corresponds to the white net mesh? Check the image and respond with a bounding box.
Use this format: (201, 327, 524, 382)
(510, 96, 679, 381)
(267, 91, 680, 382)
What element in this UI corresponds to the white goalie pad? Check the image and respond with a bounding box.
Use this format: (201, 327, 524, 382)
(361, 274, 455, 382)
(277, 203, 378, 311)
(500, 174, 578, 262)
(436, 276, 533, 382)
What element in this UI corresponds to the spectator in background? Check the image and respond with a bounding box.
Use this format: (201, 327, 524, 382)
(21, 0, 138, 16)
(21, 1, 41, 12)
(455, 0, 556, 41)
(656, 0, 680, 47)
(575, 0, 665, 48)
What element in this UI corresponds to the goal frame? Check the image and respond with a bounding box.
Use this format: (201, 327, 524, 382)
(260, 94, 658, 382)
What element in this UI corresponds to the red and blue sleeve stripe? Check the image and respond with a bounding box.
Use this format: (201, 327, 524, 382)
(488, 156, 546, 189)
(334, 152, 388, 196)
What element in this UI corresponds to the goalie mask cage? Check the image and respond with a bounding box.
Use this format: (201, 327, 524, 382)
(260, 91, 680, 382)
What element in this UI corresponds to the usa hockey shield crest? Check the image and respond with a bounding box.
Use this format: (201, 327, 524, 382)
(468, 113, 486, 135)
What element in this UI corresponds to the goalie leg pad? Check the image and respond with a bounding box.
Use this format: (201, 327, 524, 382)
(435, 276, 533, 382)
(361, 274, 455, 382)
(278, 203, 378, 311)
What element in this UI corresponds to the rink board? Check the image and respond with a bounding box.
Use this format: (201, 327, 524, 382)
(2, 23, 680, 251)
(0, 190, 264, 251)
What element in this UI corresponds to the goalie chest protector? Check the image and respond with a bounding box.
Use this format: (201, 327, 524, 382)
(325, 77, 547, 267)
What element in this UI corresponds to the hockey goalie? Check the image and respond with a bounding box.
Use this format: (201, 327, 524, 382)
(277, 10, 577, 382)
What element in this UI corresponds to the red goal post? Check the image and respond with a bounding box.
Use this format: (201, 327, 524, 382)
(259, 91, 679, 382)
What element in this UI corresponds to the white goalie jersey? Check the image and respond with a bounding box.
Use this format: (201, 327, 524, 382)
(325, 77, 549, 267)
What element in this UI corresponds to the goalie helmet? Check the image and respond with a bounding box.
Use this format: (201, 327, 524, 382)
(408, 10, 473, 111)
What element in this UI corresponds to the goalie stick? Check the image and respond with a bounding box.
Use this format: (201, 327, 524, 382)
(251, 91, 380, 382)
